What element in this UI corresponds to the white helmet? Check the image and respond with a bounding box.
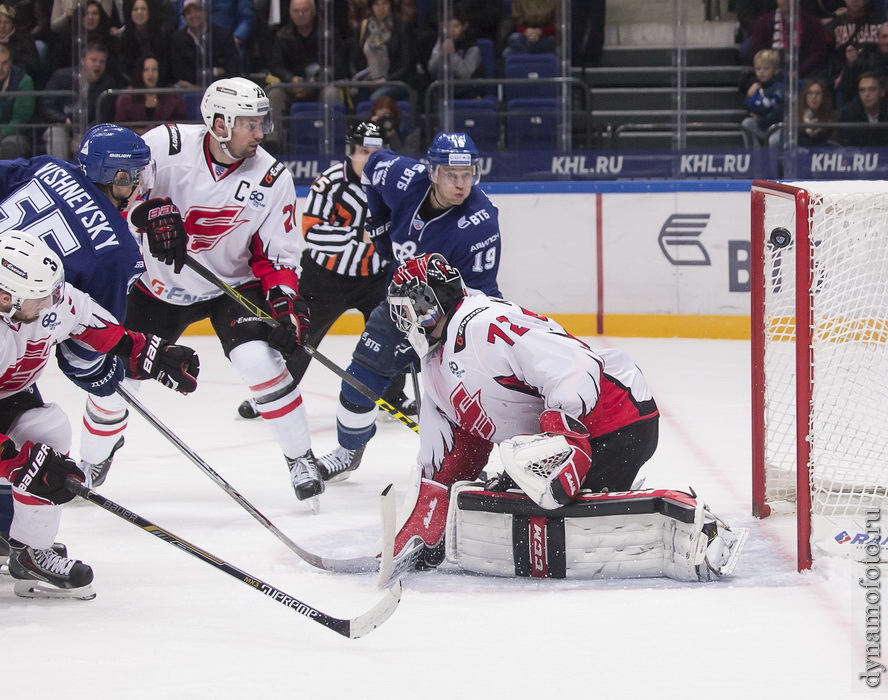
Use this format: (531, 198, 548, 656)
(0, 231, 64, 320)
(200, 77, 273, 144)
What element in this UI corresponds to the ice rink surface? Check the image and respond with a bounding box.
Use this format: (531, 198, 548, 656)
(1, 335, 869, 699)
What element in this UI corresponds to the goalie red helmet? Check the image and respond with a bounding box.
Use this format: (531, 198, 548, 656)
(388, 253, 467, 357)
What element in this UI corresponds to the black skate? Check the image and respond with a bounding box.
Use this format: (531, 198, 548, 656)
(317, 445, 365, 483)
(79, 437, 124, 489)
(8, 538, 95, 600)
(237, 399, 260, 420)
(0, 533, 67, 575)
(287, 451, 324, 514)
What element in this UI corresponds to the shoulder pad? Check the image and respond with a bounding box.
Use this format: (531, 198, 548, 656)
(163, 124, 182, 155)
(260, 160, 287, 188)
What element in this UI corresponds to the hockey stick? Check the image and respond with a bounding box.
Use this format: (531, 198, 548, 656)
(65, 477, 401, 638)
(182, 256, 419, 433)
(115, 385, 393, 583)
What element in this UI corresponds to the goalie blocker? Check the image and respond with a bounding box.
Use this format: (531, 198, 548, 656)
(444, 484, 746, 582)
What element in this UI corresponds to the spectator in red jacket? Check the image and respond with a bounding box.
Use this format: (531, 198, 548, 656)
(113, 53, 187, 134)
(748, 0, 829, 78)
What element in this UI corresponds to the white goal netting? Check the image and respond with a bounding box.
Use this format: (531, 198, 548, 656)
(758, 181, 888, 561)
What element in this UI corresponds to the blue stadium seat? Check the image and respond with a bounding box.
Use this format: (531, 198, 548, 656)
(183, 91, 202, 121)
(288, 102, 346, 154)
(503, 53, 559, 102)
(452, 98, 498, 151)
(505, 98, 558, 150)
(475, 38, 497, 98)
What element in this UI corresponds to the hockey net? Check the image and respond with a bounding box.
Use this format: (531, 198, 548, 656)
(751, 180, 888, 571)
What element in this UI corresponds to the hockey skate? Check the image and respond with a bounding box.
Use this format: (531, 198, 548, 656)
(79, 437, 125, 489)
(317, 445, 365, 483)
(287, 451, 325, 514)
(7, 538, 95, 600)
(237, 398, 260, 420)
(0, 533, 68, 575)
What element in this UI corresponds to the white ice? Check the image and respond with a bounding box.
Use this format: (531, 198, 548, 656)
(1, 335, 869, 699)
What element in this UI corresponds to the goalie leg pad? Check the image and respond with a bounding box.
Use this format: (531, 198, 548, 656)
(446, 485, 747, 581)
(388, 467, 450, 574)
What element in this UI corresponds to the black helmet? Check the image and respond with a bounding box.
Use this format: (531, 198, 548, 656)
(346, 120, 389, 158)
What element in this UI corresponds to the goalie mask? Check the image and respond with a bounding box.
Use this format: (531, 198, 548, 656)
(388, 253, 467, 357)
(0, 231, 65, 320)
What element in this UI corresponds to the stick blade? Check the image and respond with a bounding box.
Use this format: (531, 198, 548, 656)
(347, 579, 402, 639)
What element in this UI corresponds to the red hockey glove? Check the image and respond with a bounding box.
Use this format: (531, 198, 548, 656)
(117, 332, 200, 394)
(266, 286, 311, 356)
(2, 440, 84, 505)
(130, 197, 188, 273)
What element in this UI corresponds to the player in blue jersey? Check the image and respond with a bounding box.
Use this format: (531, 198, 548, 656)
(316, 132, 503, 482)
(0, 124, 163, 543)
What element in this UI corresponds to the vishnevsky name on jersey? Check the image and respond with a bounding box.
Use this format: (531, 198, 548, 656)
(32, 161, 117, 249)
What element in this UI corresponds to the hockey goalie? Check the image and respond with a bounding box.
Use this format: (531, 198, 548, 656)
(384, 253, 745, 582)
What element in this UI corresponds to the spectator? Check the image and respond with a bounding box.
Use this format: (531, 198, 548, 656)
(836, 21, 888, 104)
(839, 70, 888, 145)
(0, 5, 45, 88)
(50, 0, 118, 35)
(748, 0, 829, 79)
(0, 42, 35, 158)
(50, 0, 122, 79)
(116, 0, 173, 84)
(501, 0, 557, 57)
(175, 0, 254, 51)
(268, 0, 343, 106)
(169, 0, 243, 88)
(40, 42, 119, 159)
(113, 52, 187, 133)
(741, 48, 787, 148)
(368, 94, 420, 151)
(348, 0, 417, 103)
(798, 77, 837, 145)
(425, 0, 501, 42)
(826, 0, 886, 83)
(426, 6, 486, 99)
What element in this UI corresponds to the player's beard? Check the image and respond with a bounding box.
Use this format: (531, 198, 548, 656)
(11, 310, 40, 323)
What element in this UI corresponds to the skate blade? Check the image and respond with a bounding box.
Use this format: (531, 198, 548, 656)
(13, 578, 96, 600)
(306, 496, 321, 515)
(0, 559, 9, 576)
(327, 471, 354, 484)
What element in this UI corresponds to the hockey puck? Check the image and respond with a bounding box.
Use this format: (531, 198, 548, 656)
(769, 227, 791, 249)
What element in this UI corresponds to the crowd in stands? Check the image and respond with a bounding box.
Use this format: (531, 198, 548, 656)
(738, 0, 888, 147)
(0, 0, 612, 159)
(8, 1, 888, 160)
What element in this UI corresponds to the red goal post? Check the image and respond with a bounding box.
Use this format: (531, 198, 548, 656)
(751, 179, 888, 571)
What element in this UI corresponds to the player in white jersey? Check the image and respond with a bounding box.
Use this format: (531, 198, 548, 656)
(78, 78, 325, 511)
(0, 231, 198, 599)
(384, 253, 661, 571)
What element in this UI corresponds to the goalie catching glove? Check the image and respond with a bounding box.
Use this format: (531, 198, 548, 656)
(130, 197, 188, 273)
(266, 285, 311, 356)
(500, 409, 593, 509)
(0, 439, 84, 505)
(116, 331, 200, 393)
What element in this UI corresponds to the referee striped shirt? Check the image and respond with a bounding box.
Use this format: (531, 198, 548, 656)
(301, 160, 387, 277)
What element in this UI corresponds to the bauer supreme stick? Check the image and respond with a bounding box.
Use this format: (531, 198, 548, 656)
(66, 477, 401, 638)
(182, 256, 419, 433)
(116, 385, 395, 581)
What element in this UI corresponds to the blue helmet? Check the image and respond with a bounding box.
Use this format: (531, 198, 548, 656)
(426, 132, 480, 184)
(78, 124, 153, 188)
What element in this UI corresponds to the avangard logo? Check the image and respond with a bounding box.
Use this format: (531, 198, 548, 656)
(658, 213, 711, 265)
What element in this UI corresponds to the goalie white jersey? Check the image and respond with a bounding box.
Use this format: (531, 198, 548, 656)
(137, 123, 302, 304)
(417, 295, 658, 474)
(0, 285, 123, 399)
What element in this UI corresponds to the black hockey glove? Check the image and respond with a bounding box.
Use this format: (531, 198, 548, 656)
(266, 286, 311, 357)
(116, 331, 200, 394)
(130, 197, 188, 273)
(2, 440, 84, 505)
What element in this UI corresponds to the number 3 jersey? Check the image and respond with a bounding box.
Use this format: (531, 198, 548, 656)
(417, 294, 659, 473)
(361, 150, 502, 296)
(0, 285, 125, 400)
(138, 124, 302, 305)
